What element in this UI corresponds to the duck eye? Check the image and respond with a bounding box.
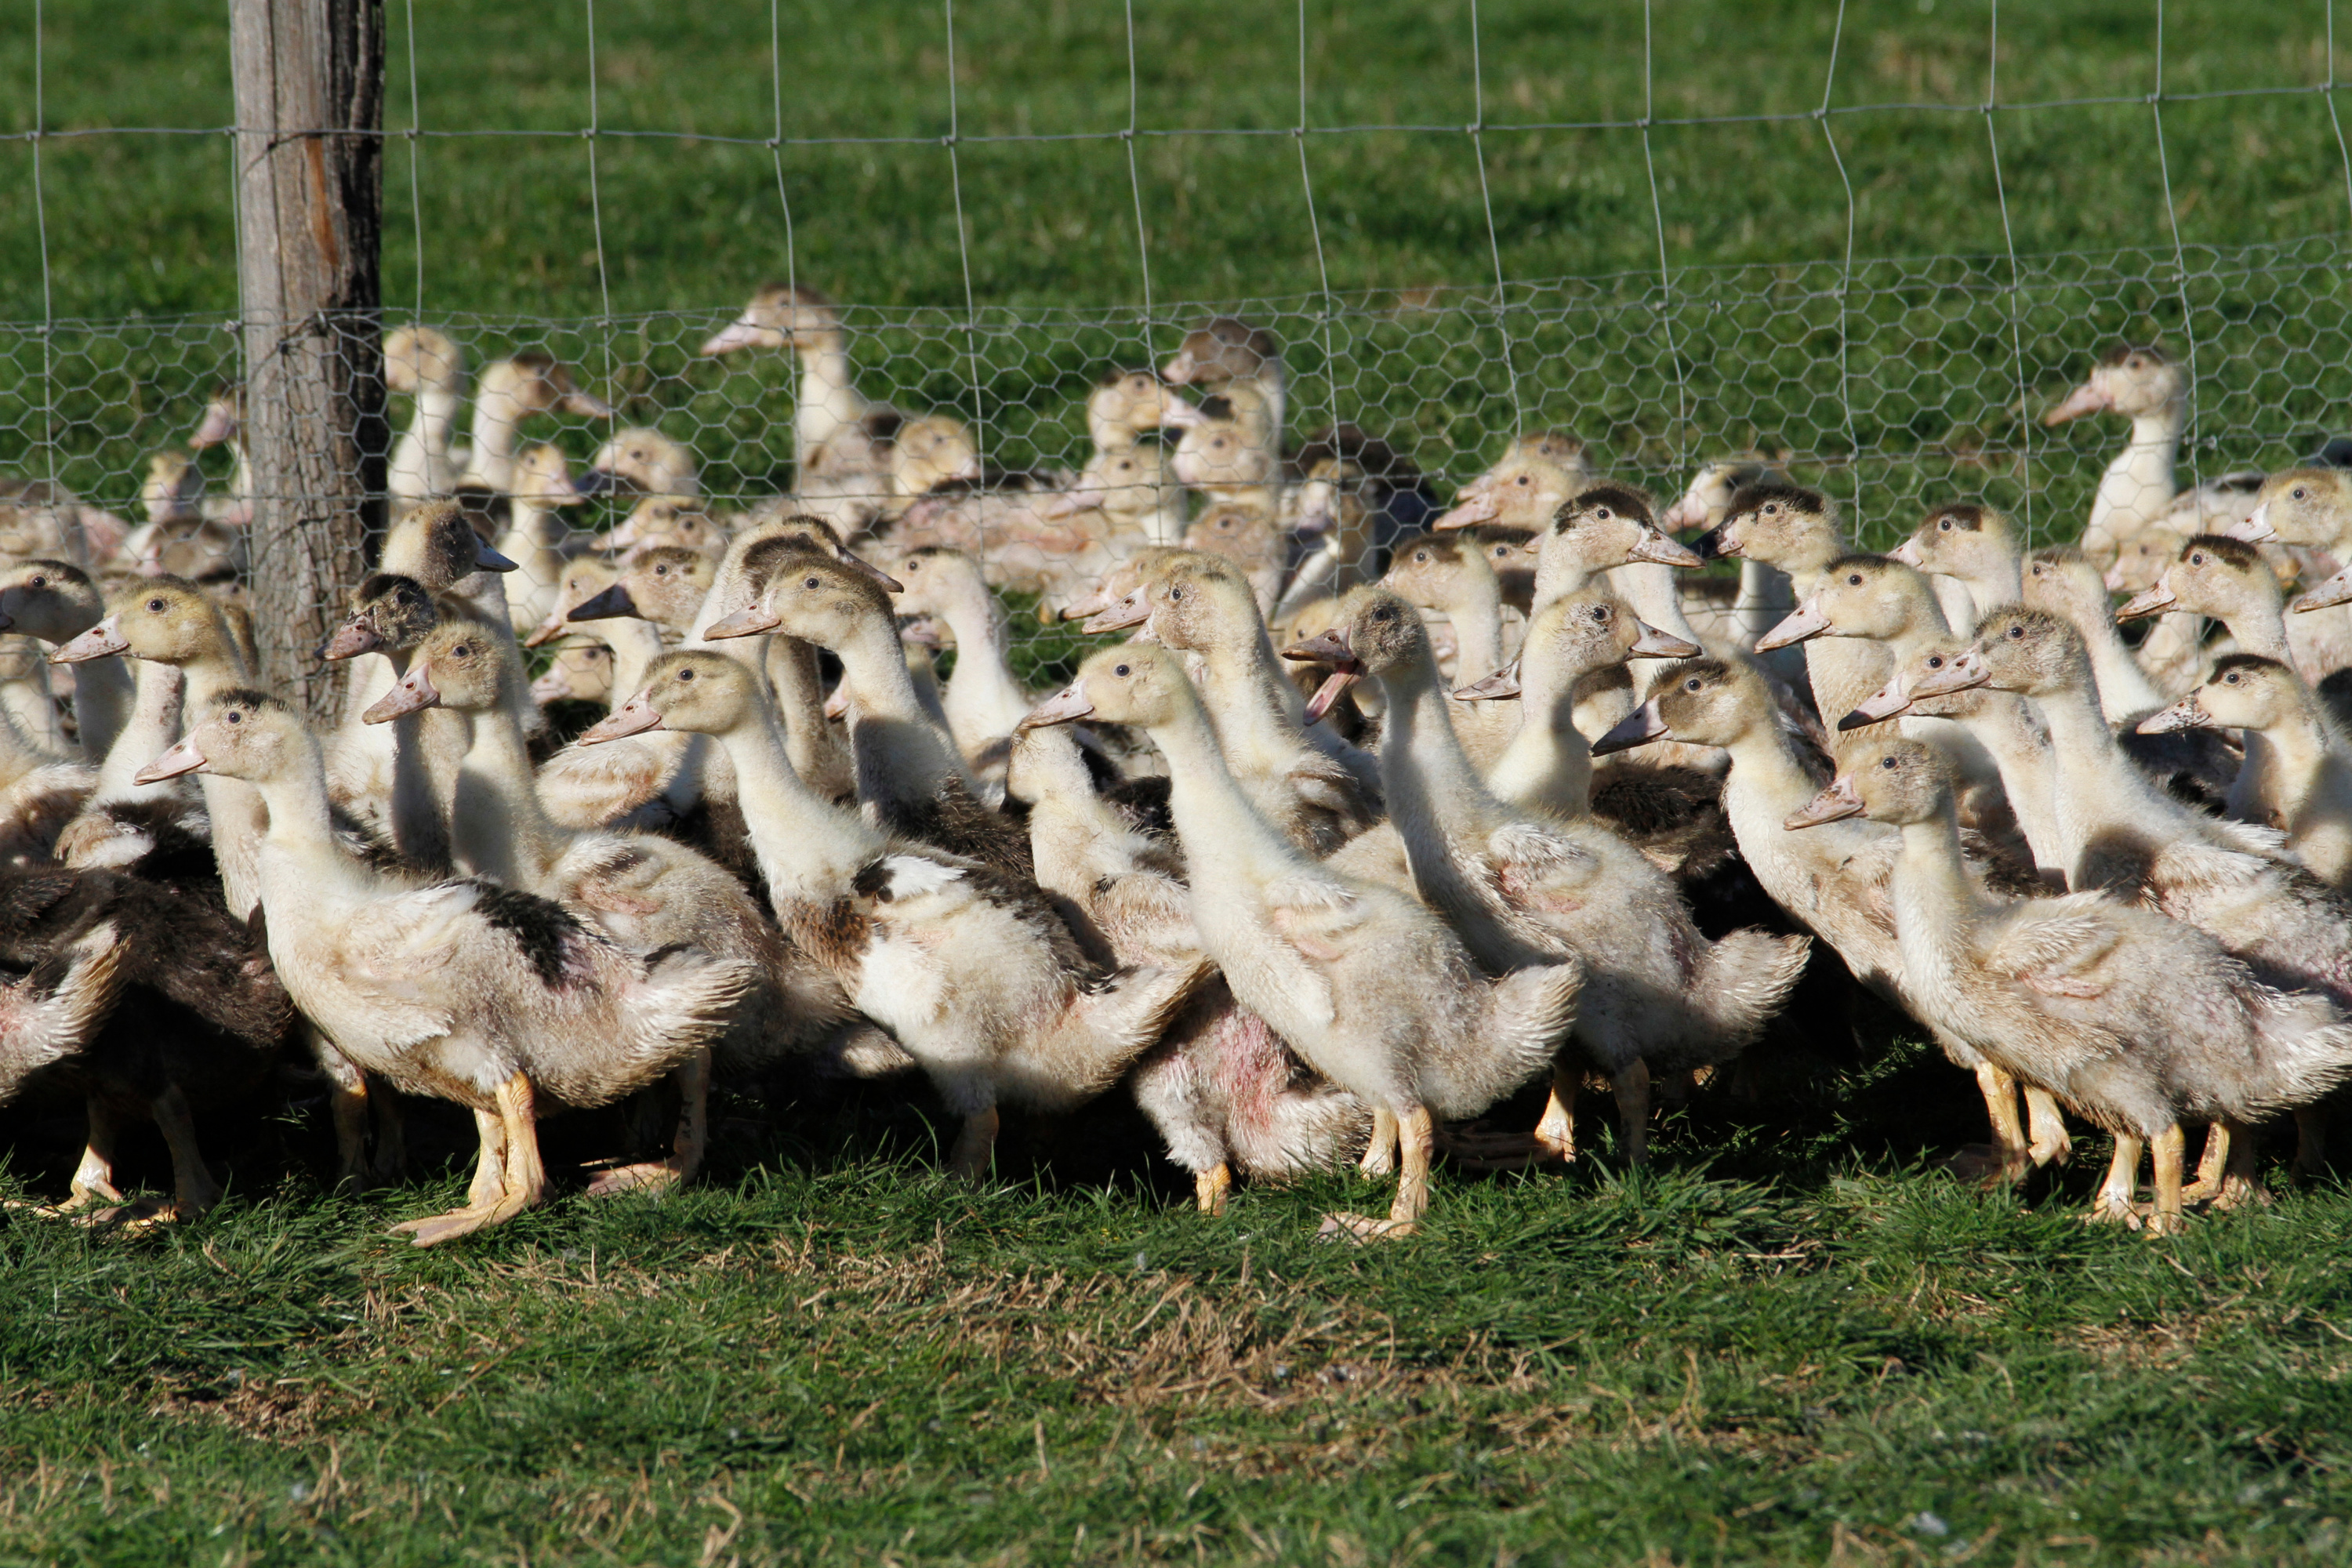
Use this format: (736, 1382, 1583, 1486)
(226, 710, 242, 725)
(1169, 586, 1182, 601)
(28, 575, 45, 588)
(1113, 662, 1131, 677)
(804, 575, 820, 590)
(147, 598, 165, 613)
(2294, 487, 2307, 500)
(1881, 755, 1896, 770)
(1413, 550, 1427, 562)
(2224, 672, 2239, 684)
(1847, 573, 1862, 586)
(1937, 519, 1951, 532)
(453, 644, 472, 658)
(679, 666, 695, 681)
(2008, 625, 2024, 639)
(1927, 655, 1944, 668)
(1683, 677, 1700, 691)
(2190, 554, 2204, 565)
(1514, 476, 1528, 487)
(1595, 508, 1611, 521)
(655, 564, 669, 575)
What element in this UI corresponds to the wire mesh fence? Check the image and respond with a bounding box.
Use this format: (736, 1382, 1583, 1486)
(9, 2, 2352, 690)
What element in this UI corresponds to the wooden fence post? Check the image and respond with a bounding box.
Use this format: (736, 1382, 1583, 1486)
(230, 0, 387, 723)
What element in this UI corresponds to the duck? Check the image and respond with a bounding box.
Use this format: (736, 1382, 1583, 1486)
(384, 325, 467, 509)
(0, 558, 136, 766)
(1087, 368, 1196, 456)
(1080, 550, 1381, 854)
(495, 444, 584, 634)
(1274, 474, 1377, 623)
(583, 648, 1202, 1178)
(459, 352, 613, 495)
(1183, 503, 1287, 615)
(1595, 659, 2072, 1181)
(1432, 440, 1588, 535)
(1025, 641, 1580, 1238)
(1290, 588, 1807, 1166)
(1169, 397, 1281, 521)
(187, 386, 252, 526)
(1381, 530, 1510, 685)
(1788, 738, 2352, 1233)
(2140, 655, 2352, 892)
(2041, 344, 2196, 567)
(1047, 443, 1189, 554)
(364, 619, 869, 1182)
(890, 546, 1035, 777)
(1888, 502, 2023, 619)
(1006, 721, 1367, 1210)
(1659, 458, 1798, 653)
(2234, 466, 2352, 688)
(122, 451, 241, 583)
(705, 552, 1030, 877)
(1162, 318, 1286, 454)
(2117, 533, 2304, 676)
(583, 428, 698, 505)
(702, 284, 877, 467)
(530, 640, 614, 708)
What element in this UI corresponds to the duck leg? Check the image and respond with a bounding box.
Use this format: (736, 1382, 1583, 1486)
(2180, 1120, 2232, 1204)
(2024, 1088, 2072, 1167)
(2147, 1124, 2186, 1237)
(1612, 1059, 1651, 1166)
(1948, 1064, 2031, 1184)
(2089, 1134, 2145, 1229)
(465, 1110, 507, 1209)
(586, 1050, 712, 1197)
(144, 1083, 223, 1224)
(1534, 1064, 1579, 1161)
(1320, 1104, 1432, 1242)
(35, 1097, 126, 1216)
(947, 1105, 1000, 1181)
(2203, 1117, 2269, 1211)
(1359, 1106, 1397, 1177)
(1428, 1069, 1570, 1171)
(1195, 1161, 1232, 1216)
(392, 1073, 550, 1246)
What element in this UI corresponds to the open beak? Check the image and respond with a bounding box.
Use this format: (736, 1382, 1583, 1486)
(1886, 536, 1925, 568)
(2136, 695, 2209, 734)
(576, 691, 666, 743)
(1281, 630, 1365, 724)
(1303, 669, 1359, 724)
(1690, 524, 1740, 561)
(361, 659, 440, 724)
(135, 734, 210, 784)
(836, 548, 906, 594)
(1906, 645, 1992, 698)
(1081, 589, 1152, 635)
(1590, 698, 1670, 756)
(1628, 529, 1704, 568)
(822, 684, 850, 720)
(1452, 660, 1521, 702)
(699, 318, 768, 356)
(1020, 681, 1097, 730)
(2292, 565, 2352, 614)
(1784, 774, 1864, 829)
(568, 582, 641, 622)
(1629, 622, 1702, 659)
(2042, 378, 2113, 426)
(2115, 577, 2177, 622)
(475, 538, 519, 572)
(1432, 490, 1497, 532)
(53, 615, 129, 664)
(2227, 503, 2277, 544)
(1841, 673, 1913, 729)
(1754, 599, 1833, 652)
(703, 604, 782, 640)
(318, 617, 383, 661)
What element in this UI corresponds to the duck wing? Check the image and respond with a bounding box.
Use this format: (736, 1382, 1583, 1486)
(1985, 895, 2127, 1000)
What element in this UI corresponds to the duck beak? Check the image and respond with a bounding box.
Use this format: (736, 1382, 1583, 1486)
(475, 538, 520, 572)
(1058, 583, 1117, 622)
(318, 617, 383, 661)
(822, 684, 850, 720)
(53, 615, 128, 664)
(1590, 698, 1670, 756)
(2042, 377, 2113, 426)
(2136, 695, 2209, 735)
(1041, 486, 1103, 521)
(699, 317, 768, 356)
(1432, 489, 1497, 531)
(1303, 668, 1360, 724)
(1754, 598, 1833, 652)
(1157, 395, 1205, 429)
(1657, 494, 1706, 532)
(899, 615, 945, 651)
(835, 548, 906, 594)
(1020, 681, 1096, 730)
(2115, 577, 2176, 622)
(2293, 565, 2352, 614)
(703, 604, 782, 640)
(561, 390, 617, 419)
(2228, 503, 2277, 544)
(2100, 557, 2132, 593)
(568, 582, 641, 623)
(1906, 645, 1991, 698)
(1082, 588, 1152, 635)
(1886, 535, 1925, 568)
(528, 667, 576, 704)
(1281, 626, 1356, 666)
(1452, 660, 1522, 702)
(135, 734, 211, 784)
(362, 659, 440, 724)
(1628, 528, 1704, 568)
(573, 467, 615, 498)
(1160, 354, 1196, 385)
(1691, 523, 1739, 561)
(1840, 673, 1913, 729)
(1629, 622, 1702, 659)
(1784, 774, 1865, 829)
(576, 691, 666, 743)
(522, 604, 576, 648)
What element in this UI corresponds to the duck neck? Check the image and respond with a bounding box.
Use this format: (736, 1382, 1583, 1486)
(934, 575, 1027, 735)
(1377, 655, 1504, 841)
(1088, 409, 1140, 457)
(795, 336, 863, 459)
(1607, 562, 1702, 644)
(762, 634, 844, 793)
(2218, 596, 2291, 665)
(1187, 622, 1312, 777)
(1889, 806, 1988, 999)
(1146, 697, 1312, 884)
(599, 615, 670, 700)
(711, 710, 880, 902)
(2089, 405, 2185, 545)
(64, 651, 136, 765)
(174, 646, 267, 920)
(2070, 607, 2169, 718)
(1483, 655, 1591, 818)
(1959, 554, 2024, 612)
(2029, 672, 2158, 884)
(252, 739, 376, 905)
(466, 392, 524, 492)
(1436, 568, 1506, 684)
(388, 688, 462, 879)
(1951, 693, 2067, 877)
(406, 386, 463, 470)
(94, 661, 187, 805)
(458, 697, 570, 889)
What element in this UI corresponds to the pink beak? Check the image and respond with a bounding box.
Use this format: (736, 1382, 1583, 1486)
(2115, 579, 2177, 622)
(1784, 774, 1865, 830)
(575, 690, 666, 743)
(1432, 491, 1497, 532)
(2135, 695, 2209, 735)
(53, 616, 129, 664)
(699, 318, 768, 356)
(703, 605, 782, 640)
(1886, 536, 1925, 568)
(1839, 673, 1913, 729)
(362, 660, 440, 724)
(1754, 599, 1834, 652)
(1020, 681, 1097, 730)
(135, 734, 208, 784)
(1081, 589, 1152, 635)
(2042, 379, 2113, 426)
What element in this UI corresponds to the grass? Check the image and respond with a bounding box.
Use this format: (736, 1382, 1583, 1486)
(7, 1038, 2352, 1566)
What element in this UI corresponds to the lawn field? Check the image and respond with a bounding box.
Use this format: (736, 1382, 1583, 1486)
(9, 4, 2352, 1563)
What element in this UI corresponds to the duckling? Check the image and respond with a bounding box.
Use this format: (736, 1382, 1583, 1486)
(531, 641, 614, 707)
(459, 352, 612, 495)
(567, 546, 716, 640)
(887, 414, 982, 499)
(1081, 550, 1381, 854)
(701, 283, 877, 466)
(1382, 531, 1509, 684)
(187, 386, 252, 527)
(584, 428, 698, 505)
(1088, 368, 1196, 456)
(136, 695, 746, 1244)
(891, 546, 1034, 776)
(2118, 533, 2302, 673)
(706, 552, 1029, 877)
(1292, 589, 1807, 1167)
(1170, 397, 1280, 519)
(384, 325, 467, 508)
(1048, 442, 1189, 554)
(1596, 661, 2071, 1180)
(2235, 467, 2352, 685)
(1162, 318, 1287, 453)
(1432, 440, 1588, 535)
(1006, 722, 1367, 1207)
(2140, 656, 2352, 892)
(1889, 502, 2024, 619)
(2042, 344, 2195, 567)
(1184, 503, 1287, 615)
(1025, 643, 1580, 1238)
(1788, 739, 2352, 1232)
(691, 517, 869, 800)
(492, 444, 585, 633)
(1275, 474, 1377, 623)
(585, 649, 1203, 1178)
(120, 450, 241, 583)
(365, 622, 866, 1186)
(0, 559, 135, 764)
(1659, 459, 1795, 654)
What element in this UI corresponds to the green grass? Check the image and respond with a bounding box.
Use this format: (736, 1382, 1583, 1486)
(6, 1039, 2352, 1566)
